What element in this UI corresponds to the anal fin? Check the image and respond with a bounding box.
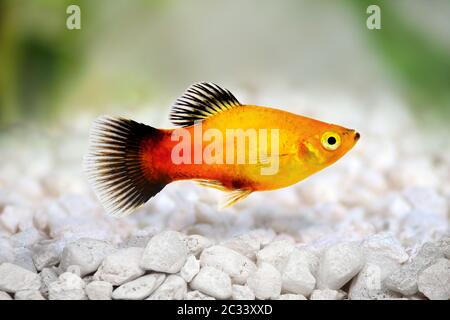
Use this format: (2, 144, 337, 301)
(219, 189, 253, 209)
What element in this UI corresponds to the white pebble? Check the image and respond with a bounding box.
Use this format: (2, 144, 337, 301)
(112, 273, 165, 300)
(0, 263, 41, 293)
(200, 245, 256, 284)
(257, 240, 295, 272)
(180, 255, 200, 282)
(418, 259, 450, 300)
(85, 281, 112, 300)
(247, 262, 282, 300)
(12, 247, 36, 273)
(147, 275, 187, 300)
(349, 264, 401, 300)
(184, 290, 215, 300)
(317, 242, 365, 290)
(190, 266, 232, 299)
(0, 238, 14, 264)
(0, 206, 34, 234)
(94, 247, 145, 286)
(141, 231, 187, 273)
(282, 248, 318, 296)
(60, 238, 116, 277)
(15, 290, 45, 300)
(10, 228, 44, 248)
(31, 240, 64, 271)
(222, 233, 261, 260)
(39, 267, 59, 297)
(310, 289, 346, 300)
(183, 235, 214, 257)
(385, 241, 445, 296)
(277, 294, 307, 300)
(232, 285, 255, 300)
(48, 272, 86, 300)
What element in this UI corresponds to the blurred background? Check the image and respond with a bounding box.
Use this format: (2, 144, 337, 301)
(1, 0, 449, 129)
(0, 0, 448, 249)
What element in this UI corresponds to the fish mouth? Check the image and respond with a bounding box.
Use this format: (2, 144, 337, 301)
(354, 132, 360, 141)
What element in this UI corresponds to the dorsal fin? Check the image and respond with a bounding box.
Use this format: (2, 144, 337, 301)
(170, 82, 242, 127)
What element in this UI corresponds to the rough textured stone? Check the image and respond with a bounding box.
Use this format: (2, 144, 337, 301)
(180, 255, 200, 282)
(0, 263, 41, 293)
(222, 233, 262, 261)
(317, 242, 365, 290)
(147, 275, 187, 300)
(112, 274, 166, 300)
(418, 259, 450, 300)
(15, 290, 45, 300)
(256, 240, 295, 272)
(232, 285, 255, 300)
(141, 231, 188, 273)
(60, 238, 116, 276)
(85, 281, 113, 300)
(277, 293, 307, 300)
(184, 290, 216, 300)
(10, 228, 44, 248)
(183, 235, 214, 257)
(12, 247, 36, 273)
(39, 267, 59, 297)
(310, 289, 346, 300)
(190, 266, 232, 299)
(282, 248, 317, 296)
(349, 264, 401, 300)
(31, 240, 64, 271)
(48, 272, 86, 300)
(200, 245, 256, 284)
(247, 262, 282, 300)
(94, 247, 145, 286)
(385, 241, 445, 296)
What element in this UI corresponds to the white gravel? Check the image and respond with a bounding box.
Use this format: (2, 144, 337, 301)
(180, 255, 200, 282)
(247, 262, 282, 300)
(48, 272, 86, 300)
(231, 284, 255, 300)
(0, 89, 449, 300)
(282, 248, 318, 296)
(317, 242, 365, 290)
(190, 266, 232, 299)
(417, 259, 450, 300)
(112, 273, 165, 300)
(60, 238, 116, 276)
(85, 281, 113, 300)
(141, 231, 187, 273)
(147, 275, 187, 300)
(93, 247, 145, 286)
(0, 263, 41, 293)
(200, 245, 256, 284)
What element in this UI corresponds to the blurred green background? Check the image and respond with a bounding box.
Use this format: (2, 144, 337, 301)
(0, 0, 449, 128)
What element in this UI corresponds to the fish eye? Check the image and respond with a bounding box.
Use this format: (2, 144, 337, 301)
(321, 131, 341, 151)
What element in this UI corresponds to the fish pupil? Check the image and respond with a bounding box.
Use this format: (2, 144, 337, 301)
(327, 136, 336, 145)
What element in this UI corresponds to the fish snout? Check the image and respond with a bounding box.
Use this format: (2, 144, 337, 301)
(354, 132, 360, 141)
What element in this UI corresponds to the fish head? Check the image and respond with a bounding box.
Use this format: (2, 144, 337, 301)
(300, 123, 360, 168)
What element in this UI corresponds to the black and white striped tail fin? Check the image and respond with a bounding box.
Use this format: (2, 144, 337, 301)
(83, 116, 166, 217)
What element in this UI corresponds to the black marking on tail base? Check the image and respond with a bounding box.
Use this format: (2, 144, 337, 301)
(84, 116, 165, 217)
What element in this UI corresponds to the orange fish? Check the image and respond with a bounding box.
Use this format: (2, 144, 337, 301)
(85, 83, 359, 216)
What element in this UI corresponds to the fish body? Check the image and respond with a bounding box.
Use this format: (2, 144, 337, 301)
(85, 83, 359, 216)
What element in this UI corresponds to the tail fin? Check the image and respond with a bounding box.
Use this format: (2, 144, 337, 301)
(84, 116, 166, 217)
